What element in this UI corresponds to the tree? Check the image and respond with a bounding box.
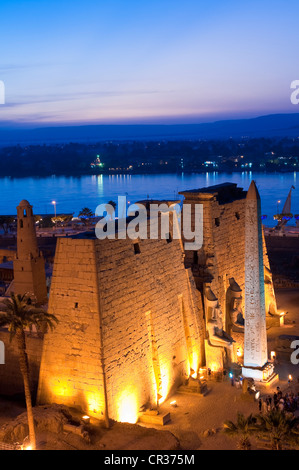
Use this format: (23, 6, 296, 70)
(256, 409, 299, 450)
(223, 413, 257, 450)
(105, 200, 117, 220)
(273, 213, 293, 222)
(37, 215, 54, 228)
(51, 214, 74, 226)
(0, 293, 58, 450)
(78, 207, 94, 225)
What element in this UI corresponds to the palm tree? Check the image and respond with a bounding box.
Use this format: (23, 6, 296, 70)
(256, 409, 299, 450)
(0, 293, 58, 450)
(78, 207, 94, 225)
(105, 200, 117, 220)
(223, 413, 257, 450)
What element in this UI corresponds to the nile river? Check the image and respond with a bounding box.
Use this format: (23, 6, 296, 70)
(0, 172, 298, 227)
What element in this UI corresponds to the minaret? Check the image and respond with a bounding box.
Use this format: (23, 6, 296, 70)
(13, 200, 48, 304)
(242, 182, 275, 382)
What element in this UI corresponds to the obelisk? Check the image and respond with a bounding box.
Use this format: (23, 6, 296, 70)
(242, 181, 272, 381)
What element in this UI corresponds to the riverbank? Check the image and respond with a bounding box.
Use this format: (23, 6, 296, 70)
(0, 173, 298, 220)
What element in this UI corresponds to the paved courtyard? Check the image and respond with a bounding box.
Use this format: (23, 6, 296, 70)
(139, 289, 299, 450)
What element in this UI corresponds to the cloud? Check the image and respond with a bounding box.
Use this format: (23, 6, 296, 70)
(0, 63, 52, 73)
(3, 89, 165, 108)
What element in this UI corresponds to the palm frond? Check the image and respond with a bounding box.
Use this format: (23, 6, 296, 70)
(0, 293, 58, 338)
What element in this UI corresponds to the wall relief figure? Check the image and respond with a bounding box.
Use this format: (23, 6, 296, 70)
(204, 285, 234, 350)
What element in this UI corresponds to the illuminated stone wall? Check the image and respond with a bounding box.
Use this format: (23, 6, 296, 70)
(201, 197, 247, 314)
(37, 238, 107, 417)
(180, 183, 277, 355)
(38, 234, 205, 423)
(0, 329, 43, 395)
(181, 187, 247, 315)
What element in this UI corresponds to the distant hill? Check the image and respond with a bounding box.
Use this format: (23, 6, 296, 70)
(0, 113, 299, 145)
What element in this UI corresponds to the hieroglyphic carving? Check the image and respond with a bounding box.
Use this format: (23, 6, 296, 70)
(243, 188, 268, 368)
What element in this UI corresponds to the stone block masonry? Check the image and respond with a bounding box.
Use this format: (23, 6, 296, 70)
(180, 186, 247, 311)
(37, 234, 205, 423)
(179, 183, 278, 365)
(37, 238, 107, 418)
(180, 183, 276, 333)
(0, 187, 280, 419)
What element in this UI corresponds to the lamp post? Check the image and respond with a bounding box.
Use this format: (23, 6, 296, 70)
(277, 200, 281, 213)
(52, 200, 57, 218)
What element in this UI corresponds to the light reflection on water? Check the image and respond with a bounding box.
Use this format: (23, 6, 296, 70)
(0, 172, 298, 226)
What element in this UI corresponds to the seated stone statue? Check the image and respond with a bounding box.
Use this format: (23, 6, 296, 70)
(232, 298, 245, 327)
(227, 278, 245, 332)
(205, 286, 234, 349)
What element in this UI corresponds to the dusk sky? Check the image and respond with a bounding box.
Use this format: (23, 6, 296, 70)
(0, 0, 298, 126)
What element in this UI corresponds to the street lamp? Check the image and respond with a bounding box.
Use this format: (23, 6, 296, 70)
(52, 201, 57, 218)
(277, 200, 281, 213)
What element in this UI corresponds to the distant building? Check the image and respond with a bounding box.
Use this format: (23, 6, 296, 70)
(90, 155, 104, 169)
(13, 200, 48, 304)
